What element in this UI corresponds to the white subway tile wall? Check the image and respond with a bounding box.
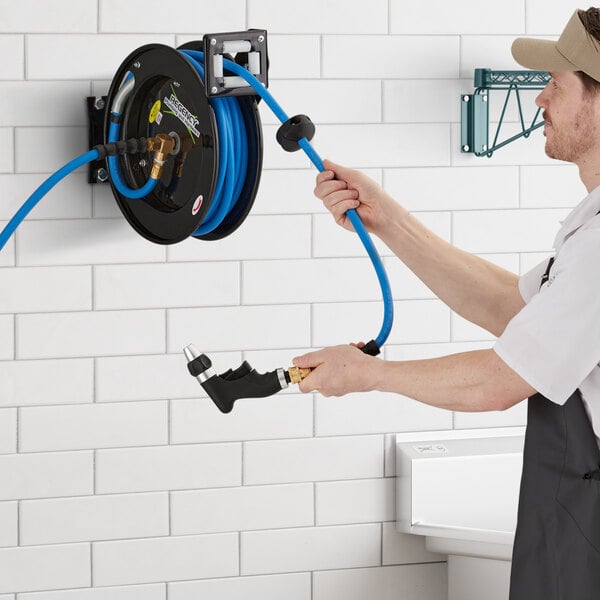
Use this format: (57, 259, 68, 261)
(0, 408, 16, 454)
(0, 0, 574, 597)
(241, 524, 381, 575)
(0, 129, 14, 173)
(0, 35, 24, 79)
(0, 502, 18, 547)
(391, 0, 525, 34)
(93, 534, 239, 586)
(526, 0, 584, 33)
(0, 174, 91, 220)
(20, 493, 169, 545)
(18, 585, 166, 600)
(313, 564, 447, 600)
(168, 573, 310, 600)
(0, 0, 97, 33)
(170, 483, 314, 535)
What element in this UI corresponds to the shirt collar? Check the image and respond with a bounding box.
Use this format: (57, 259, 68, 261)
(553, 184, 600, 251)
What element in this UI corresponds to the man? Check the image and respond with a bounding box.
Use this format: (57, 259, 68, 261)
(293, 8, 600, 600)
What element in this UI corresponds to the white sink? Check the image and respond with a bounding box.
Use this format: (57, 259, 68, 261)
(395, 428, 525, 600)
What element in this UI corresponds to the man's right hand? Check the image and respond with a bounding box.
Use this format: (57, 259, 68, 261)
(313, 159, 406, 237)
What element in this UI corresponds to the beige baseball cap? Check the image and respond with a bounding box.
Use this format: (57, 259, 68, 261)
(512, 10, 600, 82)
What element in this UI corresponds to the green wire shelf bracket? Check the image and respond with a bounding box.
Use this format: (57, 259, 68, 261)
(461, 68, 551, 158)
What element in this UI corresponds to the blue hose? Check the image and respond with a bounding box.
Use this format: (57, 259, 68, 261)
(182, 50, 394, 348)
(0, 49, 394, 349)
(107, 119, 159, 199)
(180, 50, 250, 237)
(0, 149, 100, 252)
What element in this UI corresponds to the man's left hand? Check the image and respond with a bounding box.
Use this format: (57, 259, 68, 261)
(292, 344, 382, 396)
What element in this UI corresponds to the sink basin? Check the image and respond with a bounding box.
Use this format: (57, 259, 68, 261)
(395, 428, 525, 600)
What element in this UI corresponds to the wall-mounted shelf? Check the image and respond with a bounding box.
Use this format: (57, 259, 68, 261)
(461, 68, 551, 157)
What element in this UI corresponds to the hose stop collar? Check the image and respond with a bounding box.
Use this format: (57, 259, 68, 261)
(276, 114, 315, 152)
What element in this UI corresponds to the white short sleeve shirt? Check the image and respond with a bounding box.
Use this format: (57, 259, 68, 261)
(494, 185, 600, 443)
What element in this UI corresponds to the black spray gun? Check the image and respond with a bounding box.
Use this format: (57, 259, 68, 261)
(183, 344, 312, 413)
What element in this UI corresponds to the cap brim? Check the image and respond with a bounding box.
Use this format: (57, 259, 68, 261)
(511, 38, 578, 72)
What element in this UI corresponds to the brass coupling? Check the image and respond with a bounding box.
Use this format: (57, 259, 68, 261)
(287, 366, 312, 385)
(147, 133, 177, 179)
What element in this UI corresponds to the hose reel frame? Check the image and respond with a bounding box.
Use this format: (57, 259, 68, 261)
(102, 36, 264, 244)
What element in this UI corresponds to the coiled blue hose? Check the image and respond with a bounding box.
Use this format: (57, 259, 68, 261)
(180, 52, 249, 236)
(0, 149, 100, 252)
(181, 49, 394, 348)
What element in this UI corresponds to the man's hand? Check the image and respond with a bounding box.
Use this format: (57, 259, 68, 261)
(314, 159, 407, 237)
(292, 344, 382, 397)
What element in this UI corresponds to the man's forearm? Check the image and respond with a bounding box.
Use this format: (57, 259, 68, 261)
(373, 349, 535, 412)
(377, 210, 525, 336)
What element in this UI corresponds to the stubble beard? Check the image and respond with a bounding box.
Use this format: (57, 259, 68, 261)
(544, 102, 597, 164)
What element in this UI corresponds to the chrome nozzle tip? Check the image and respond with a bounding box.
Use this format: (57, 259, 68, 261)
(183, 344, 200, 363)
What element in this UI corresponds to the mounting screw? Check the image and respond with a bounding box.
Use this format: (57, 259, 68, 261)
(482, 94, 488, 102)
(462, 145, 470, 152)
(210, 38, 217, 46)
(462, 95, 470, 102)
(139, 159, 147, 168)
(93, 97, 105, 110)
(211, 86, 218, 94)
(482, 145, 488, 152)
(97, 168, 108, 182)
(133, 61, 141, 69)
(258, 35, 264, 43)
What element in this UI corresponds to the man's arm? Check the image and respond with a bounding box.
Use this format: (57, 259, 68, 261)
(315, 160, 525, 336)
(293, 345, 536, 412)
(378, 212, 525, 337)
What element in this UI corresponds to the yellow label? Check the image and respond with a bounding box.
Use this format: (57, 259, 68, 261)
(149, 100, 161, 123)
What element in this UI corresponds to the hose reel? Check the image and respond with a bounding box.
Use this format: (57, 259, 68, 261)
(90, 30, 267, 244)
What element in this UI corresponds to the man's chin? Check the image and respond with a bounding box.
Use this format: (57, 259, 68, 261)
(544, 144, 570, 163)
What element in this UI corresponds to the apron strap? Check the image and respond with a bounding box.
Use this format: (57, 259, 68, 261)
(540, 256, 555, 288)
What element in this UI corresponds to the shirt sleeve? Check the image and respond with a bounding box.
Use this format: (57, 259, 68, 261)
(494, 230, 600, 404)
(518, 257, 552, 303)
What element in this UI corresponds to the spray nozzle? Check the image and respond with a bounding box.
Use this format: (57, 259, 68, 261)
(183, 344, 311, 413)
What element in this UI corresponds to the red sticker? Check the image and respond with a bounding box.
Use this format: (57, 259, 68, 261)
(192, 195, 203, 215)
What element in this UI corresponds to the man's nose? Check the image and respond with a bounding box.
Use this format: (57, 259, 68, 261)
(535, 84, 550, 108)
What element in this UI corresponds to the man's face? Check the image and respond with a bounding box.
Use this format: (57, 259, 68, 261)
(535, 71, 600, 164)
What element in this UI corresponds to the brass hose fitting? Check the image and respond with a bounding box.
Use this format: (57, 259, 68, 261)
(147, 133, 177, 179)
(287, 366, 312, 384)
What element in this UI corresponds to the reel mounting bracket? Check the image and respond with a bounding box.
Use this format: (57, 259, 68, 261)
(202, 29, 268, 98)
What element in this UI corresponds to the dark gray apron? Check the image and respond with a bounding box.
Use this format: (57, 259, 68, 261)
(509, 257, 600, 599)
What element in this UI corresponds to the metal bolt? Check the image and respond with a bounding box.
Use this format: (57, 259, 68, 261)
(211, 86, 218, 94)
(139, 159, 147, 168)
(93, 97, 105, 110)
(133, 61, 141, 69)
(258, 35, 264, 43)
(482, 145, 488, 152)
(462, 145, 470, 152)
(97, 168, 108, 182)
(210, 38, 217, 46)
(462, 95, 470, 102)
(482, 95, 488, 102)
